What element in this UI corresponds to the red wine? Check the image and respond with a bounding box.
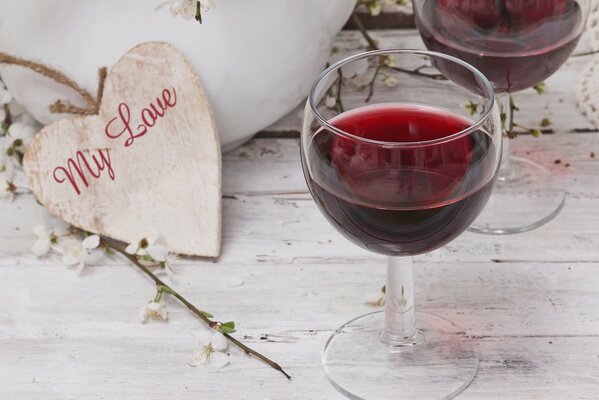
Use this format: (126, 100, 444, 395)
(305, 104, 497, 256)
(416, 0, 583, 92)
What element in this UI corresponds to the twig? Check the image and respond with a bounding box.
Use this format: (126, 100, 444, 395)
(572, 50, 599, 58)
(385, 65, 447, 81)
(335, 68, 345, 113)
(352, 11, 446, 81)
(365, 66, 382, 102)
(2, 104, 11, 126)
(352, 12, 379, 50)
(100, 236, 291, 380)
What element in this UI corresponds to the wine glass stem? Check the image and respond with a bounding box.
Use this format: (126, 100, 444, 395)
(498, 92, 513, 181)
(382, 256, 417, 345)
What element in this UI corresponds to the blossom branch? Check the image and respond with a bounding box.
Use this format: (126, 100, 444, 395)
(352, 11, 446, 81)
(352, 11, 379, 51)
(100, 236, 291, 380)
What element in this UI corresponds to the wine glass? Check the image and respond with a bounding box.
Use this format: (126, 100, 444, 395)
(301, 49, 502, 400)
(414, 0, 591, 234)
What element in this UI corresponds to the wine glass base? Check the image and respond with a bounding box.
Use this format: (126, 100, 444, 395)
(469, 156, 566, 235)
(323, 311, 479, 400)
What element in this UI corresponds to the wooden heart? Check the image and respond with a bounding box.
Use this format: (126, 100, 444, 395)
(23, 42, 221, 257)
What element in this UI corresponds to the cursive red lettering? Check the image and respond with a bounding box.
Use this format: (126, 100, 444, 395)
(104, 103, 148, 147)
(163, 87, 177, 107)
(104, 88, 178, 148)
(150, 99, 166, 118)
(141, 107, 157, 127)
(53, 149, 115, 196)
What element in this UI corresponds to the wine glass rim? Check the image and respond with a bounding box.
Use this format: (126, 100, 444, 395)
(308, 48, 496, 147)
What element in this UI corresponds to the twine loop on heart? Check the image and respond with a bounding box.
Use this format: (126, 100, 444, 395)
(0, 52, 106, 115)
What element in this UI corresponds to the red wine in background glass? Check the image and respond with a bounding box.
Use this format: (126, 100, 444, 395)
(305, 104, 497, 256)
(416, 0, 583, 92)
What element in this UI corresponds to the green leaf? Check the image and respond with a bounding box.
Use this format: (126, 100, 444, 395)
(141, 254, 155, 262)
(465, 100, 478, 116)
(194, 1, 202, 23)
(159, 285, 176, 295)
(219, 321, 236, 334)
(533, 82, 546, 95)
(540, 118, 551, 127)
(531, 129, 542, 138)
(199, 310, 214, 319)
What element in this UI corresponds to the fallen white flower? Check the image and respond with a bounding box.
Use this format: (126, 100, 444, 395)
(0, 151, 15, 180)
(56, 235, 101, 274)
(31, 225, 53, 257)
(140, 301, 168, 323)
(187, 330, 229, 369)
(7, 100, 25, 117)
(0, 83, 12, 105)
(8, 122, 36, 148)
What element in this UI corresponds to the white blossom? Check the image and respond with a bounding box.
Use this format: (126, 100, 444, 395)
(7, 122, 36, 149)
(0, 106, 5, 122)
(367, 1, 382, 16)
(383, 75, 398, 88)
(381, 0, 408, 13)
(0, 150, 14, 180)
(48, 217, 71, 237)
(351, 72, 372, 89)
(31, 225, 53, 257)
(7, 100, 25, 118)
(140, 301, 168, 323)
(154, 252, 179, 279)
(325, 96, 337, 109)
(0, 148, 15, 202)
(0, 179, 14, 203)
(0, 83, 12, 105)
(126, 234, 169, 263)
(56, 235, 101, 274)
(187, 330, 229, 369)
(155, 0, 213, 20)
(382, 54, 396, 68)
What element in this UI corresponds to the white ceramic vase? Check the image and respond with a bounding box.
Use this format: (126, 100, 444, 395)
(0, 0, 355, 150)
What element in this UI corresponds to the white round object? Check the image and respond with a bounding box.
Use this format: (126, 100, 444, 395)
(0, 0, 355, 150)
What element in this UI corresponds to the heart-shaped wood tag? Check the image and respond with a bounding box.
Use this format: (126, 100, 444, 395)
(24, 42, 221, 257)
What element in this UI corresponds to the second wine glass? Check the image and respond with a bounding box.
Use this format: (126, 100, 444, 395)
(414, 0, 590, 234)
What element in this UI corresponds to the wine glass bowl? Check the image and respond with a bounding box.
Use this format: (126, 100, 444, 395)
(303, 50, 501, 256)
(301, 50, 502, 400)
(414, 0, 588, 93)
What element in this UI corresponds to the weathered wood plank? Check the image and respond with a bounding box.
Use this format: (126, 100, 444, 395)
(0, 261, 598, 399)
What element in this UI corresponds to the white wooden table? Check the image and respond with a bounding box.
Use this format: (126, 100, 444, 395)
(2, 30, 599, 400)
